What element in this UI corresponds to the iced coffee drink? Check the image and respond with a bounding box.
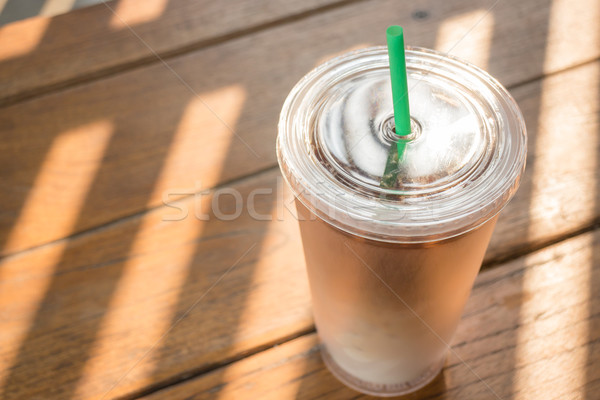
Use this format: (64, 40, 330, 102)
(277, 47, 526, 396)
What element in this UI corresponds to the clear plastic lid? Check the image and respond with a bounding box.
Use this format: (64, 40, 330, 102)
(277, 46, 527, 243)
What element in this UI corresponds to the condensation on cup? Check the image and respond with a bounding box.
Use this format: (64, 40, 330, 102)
(277, 46, 527, 396)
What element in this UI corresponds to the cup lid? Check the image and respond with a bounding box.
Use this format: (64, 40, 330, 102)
(277, 46, 527, 243)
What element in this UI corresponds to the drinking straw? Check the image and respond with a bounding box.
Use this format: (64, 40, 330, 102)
(386, 25, 411, 157)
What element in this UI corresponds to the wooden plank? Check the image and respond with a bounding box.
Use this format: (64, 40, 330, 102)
(1, 0, 596, 107)
(0, 0, 345, 105)
(2, 0, 599, 256)
(1, 24, 600, 400)
(139, 229, 600, 400)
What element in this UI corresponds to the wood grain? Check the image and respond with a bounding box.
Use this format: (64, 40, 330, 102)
(0, 0, 344, 105)
(1, 51, 600, 397)
(1, 0, 600, 399)
(2, 0, 599, 256)
(1, 29, 600, 399)
(138, 229, 600, 400)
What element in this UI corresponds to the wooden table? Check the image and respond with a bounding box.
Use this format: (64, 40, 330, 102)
(1, 0, 599, 399)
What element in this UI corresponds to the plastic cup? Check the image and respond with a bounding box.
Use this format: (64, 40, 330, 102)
(276, 46, 527, 396)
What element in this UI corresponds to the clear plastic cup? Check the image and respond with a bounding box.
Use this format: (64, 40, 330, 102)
(276, 46, 526, 396)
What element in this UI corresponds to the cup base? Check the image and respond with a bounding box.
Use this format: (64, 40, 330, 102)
(320, 346, 445, 397)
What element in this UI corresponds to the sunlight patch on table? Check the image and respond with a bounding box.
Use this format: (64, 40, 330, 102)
(225, 217, 311, 355)
(110, 0, 168, 28)
(514, 234, 593, 399)
(3, 120, 113, 253)
(539, 0, 600, 75)
(435, 9, 494, 70)
(150, 85, 247, 206)
(0, 17, 49, 59)
(72, 210, 207, 398)
(0, 119, 112, 392)
(39, 0, 77, 17)
(74, 87, 246, 397)
(0, 243, 66, 391)
(525, 35, 599, 242)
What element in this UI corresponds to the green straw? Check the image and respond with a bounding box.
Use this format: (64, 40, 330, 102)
(380, 25, 411, 189)
(386, 25, 411, 157)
